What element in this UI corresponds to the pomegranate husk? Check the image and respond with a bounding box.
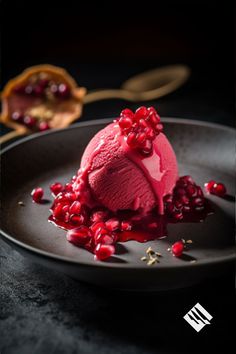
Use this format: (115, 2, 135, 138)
(0, 64, 86, 133)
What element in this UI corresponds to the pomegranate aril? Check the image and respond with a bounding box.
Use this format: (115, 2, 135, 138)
(196, 186, 204, 197)
(38, 79, 49, 88)
(165, 202, 175, 215)
(64, 183, 73, 191)
(138, 118, 148, 129)
(118, 116, 133, 131)
(172, 241, 184, 257)
(164, 194, 173, 203)
(147, 107, 160, 123)
(105, 233, 117, 244)
(134, 106, 149, 121)
(55, 192, 68, 204)
(69, 201, 82, 215)
(154, 123, 163, 133)
(57, 83, 70, 98)
(174, 199, 183, 210)
(14, 85, 26, 94)
(191, 197, 204, 208)
(64, 192, 77, 202)
(186, 185, 197, 197)
(90, 209, 109, 223)
(93, 225, 109, 238)
(174, 187, 186, 196)
(50, 83, 58, 94)
(212, 183, 226, 197)
(55, 192, 76, 205)
(120, 108, 134, 120)
(31, 187, 44, 203)
(172, 210, 183, 221)
(34, 85, 45, 97)
(50, 182, 63, 196)
(140, 139, 152, 155)
(149, 112, 160, 127)
(39, 121, 50, 131)
(25, 85, 34, 95)
(136, 132, 147, 145)
(179, 175, 195, 185)
(90, 222, 106, 233)
(94, 233, 114, 245)
(204, 180, 215, 193)
(176, 179, 188, 188)
(105, 218, 120, 231)
(178, 195, 190, 205)
(23, 116, 37, 128)
(67, 226, 91, 246)
(145, 127, 155, 140)
(53, 202, 69, 220)
(147, 106, 157, 114)
(121, 220, 132, 231)
(94, 244, 115, 260)
(70, 214, 84, 226)
(182, 205, 191, 213)
(62, 204, 70, 213)
(11, 111, 23, 123)
(127, 132, 138, 148)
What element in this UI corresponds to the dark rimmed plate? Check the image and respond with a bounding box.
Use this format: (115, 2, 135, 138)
(1, 118, 235, 291)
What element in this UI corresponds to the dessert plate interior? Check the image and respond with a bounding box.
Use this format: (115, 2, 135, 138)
(1, 118, 235, 291)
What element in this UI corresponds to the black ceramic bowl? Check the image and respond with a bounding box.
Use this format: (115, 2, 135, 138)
(1, 118, 235, 291)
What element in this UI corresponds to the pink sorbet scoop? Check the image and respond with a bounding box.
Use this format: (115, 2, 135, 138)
(79, 107, 178, 215)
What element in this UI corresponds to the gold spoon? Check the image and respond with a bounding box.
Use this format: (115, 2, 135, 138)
(0, 64, 190, 144)
(84, 65, 190, 103)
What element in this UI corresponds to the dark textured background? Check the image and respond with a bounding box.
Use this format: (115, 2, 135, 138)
(0, 1, 235, 353)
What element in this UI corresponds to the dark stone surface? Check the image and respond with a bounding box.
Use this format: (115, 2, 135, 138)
(0, 239, 235, 354)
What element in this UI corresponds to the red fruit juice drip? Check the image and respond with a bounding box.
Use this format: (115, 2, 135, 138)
(48, 182, 212, 247)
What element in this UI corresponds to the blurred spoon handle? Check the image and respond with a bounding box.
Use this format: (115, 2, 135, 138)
(83, 89, 137, 104)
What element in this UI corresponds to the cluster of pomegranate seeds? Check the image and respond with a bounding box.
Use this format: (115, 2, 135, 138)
(65, 214, 123, 260)
(204, 180, 226, 197)
(13, 77, 71, 100)
(32, 172, 216, 261)
(14, 78, 49, 96)
(11, 74, 71, 131)
(50, 182, 64, 196)
(31, 187, 44, 203)
(67, 226, 91, 246)
(48, 180, 135, 260)
(164, 175, 206, 221)
(11, 111, 51, 132)
(118, 106, 163, 156)
(44, 174, 212, 261)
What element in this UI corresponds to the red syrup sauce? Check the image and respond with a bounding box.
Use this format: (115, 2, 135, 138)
(48, 186, 213, 261)
(49, 205, 212, 242)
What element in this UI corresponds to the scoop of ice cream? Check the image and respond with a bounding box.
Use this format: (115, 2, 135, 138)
(80, 119, 178, 214)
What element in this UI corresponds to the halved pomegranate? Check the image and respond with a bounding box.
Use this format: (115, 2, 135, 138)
(1, 64, 86, 134)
